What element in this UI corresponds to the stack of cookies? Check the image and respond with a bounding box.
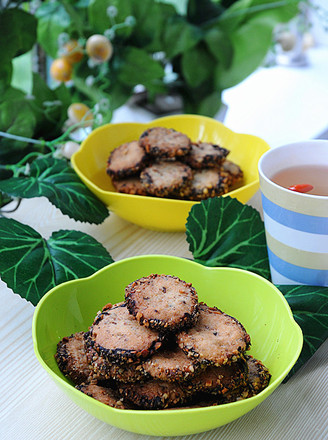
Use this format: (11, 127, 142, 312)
(55, 274, 270, 410)
(106, 127, 244, 201)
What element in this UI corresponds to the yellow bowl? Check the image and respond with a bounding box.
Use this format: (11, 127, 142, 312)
(32, 255, 302, 437)
(72, 115, 270, 231)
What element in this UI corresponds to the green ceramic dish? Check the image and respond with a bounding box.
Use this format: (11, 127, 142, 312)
(32, 255, 303, 436)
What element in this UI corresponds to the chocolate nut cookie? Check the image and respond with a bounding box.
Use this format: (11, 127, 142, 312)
(176, 303, 251, 366)
(188, 168, 230, 201)
(106, 140, 147, 178)
(55, 331, 92, 385)
(76, 383, 129, 408)
(125, 274, 199, 332)
(184, 142, 229, 169)
(117, 379, 192, 409)
(139, 127, 191, 158)
(112, 176, 147, 196)
(140, 161, 193, 198)
(85, 302, 163, 364)
(142, 344, 201, 382)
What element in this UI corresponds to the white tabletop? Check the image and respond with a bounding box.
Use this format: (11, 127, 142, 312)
(1, 46, 328, 440)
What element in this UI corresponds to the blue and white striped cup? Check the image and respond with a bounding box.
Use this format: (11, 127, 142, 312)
(258, 140, 328, 286)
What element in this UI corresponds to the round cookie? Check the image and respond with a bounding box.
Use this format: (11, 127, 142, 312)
(106, 140, 147, 178)
(76, 383, 129, 408)
(86, 346, 148, 383)
(55, 331, 92, 385)
(125, 274, 199, 332)
(221, 160, 244, 188)
(176, 303, 251, 366)
(112, 176, 147, 196)
(85, 302, 163, 364)
(117, 379, 192, 409)
(142, 344, 201, 382)
(219, 356, 271, 403)
(139, 127, 191, 158)
(246, 355, 271, 395)
(188, 168, 230, 201)
(140, 161, 193, 198)
(184, 142, 229, 169)
(185, 357, 248, 395)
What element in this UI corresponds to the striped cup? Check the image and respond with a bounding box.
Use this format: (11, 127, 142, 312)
(258, 140, 328, 286)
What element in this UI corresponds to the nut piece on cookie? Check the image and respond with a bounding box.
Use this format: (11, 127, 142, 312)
(176, 302, 251, 366)
(106, 140, 147, 178)
(139, 127, 191, 158)
(125, 274, 199, 332)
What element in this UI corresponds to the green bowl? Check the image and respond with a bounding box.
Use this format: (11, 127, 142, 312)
(32, 255, 303, 436)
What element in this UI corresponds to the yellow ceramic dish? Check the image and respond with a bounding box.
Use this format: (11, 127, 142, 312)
(32, 255, 302, 437)
(72, 115, 270, 231)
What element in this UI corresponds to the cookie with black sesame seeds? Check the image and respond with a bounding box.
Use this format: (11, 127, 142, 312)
(176, 303, 251, 366)
(55, 331, 92, 385)
(76, 383, 131, 408)
(112, 175, 148, 196)
(125, 274, 199, 333)
(139, 127, 191, 159)
(188, 168, 230, 201)
(117, 379, 193, 410)
(142, 343, 201, 382)
(85, 302, 164, 365)
(86, 345, 148, 383)
(221, 160, 244, 188)
(183, 142, 229, 169)
(106, 140, 148, 178)
(183, 356, 248, 395)
(245, 355, 271, 395)
(140, 161, 193, 198)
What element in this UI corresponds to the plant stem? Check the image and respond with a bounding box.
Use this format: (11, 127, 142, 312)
(0, 131, 45, 146)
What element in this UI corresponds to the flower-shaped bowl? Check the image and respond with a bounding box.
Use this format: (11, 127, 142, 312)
(71, 115, 270, 231)
(32, 255, 302, 436)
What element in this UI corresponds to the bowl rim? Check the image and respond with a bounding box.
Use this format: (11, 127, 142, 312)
(71, 114, 270, 204)
(32, 255, 303, 416)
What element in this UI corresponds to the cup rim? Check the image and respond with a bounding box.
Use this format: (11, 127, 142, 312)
(258, 140, 328, 200)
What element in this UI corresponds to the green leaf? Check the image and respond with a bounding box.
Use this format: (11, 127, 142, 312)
(215, 14, 275, 89)
(187, 0, 224, 26)
(36, 2, 71, 58)
(0, 156, 109, 224)
(186, 196, 270, 279)
(118, 47, 165, 91)
(31, 73, 70, 139)
(277, 284, 328, 379)
(0, 217, 114, 305)
(0, 8, 36, 94)
(130, 0, 177, 52)
(181, 43, 216, 87)
(162, 16, 203, 59)
(0, 88, 37, 162)
(204, 27, 234, 69)
(0, 8, 37, 61)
